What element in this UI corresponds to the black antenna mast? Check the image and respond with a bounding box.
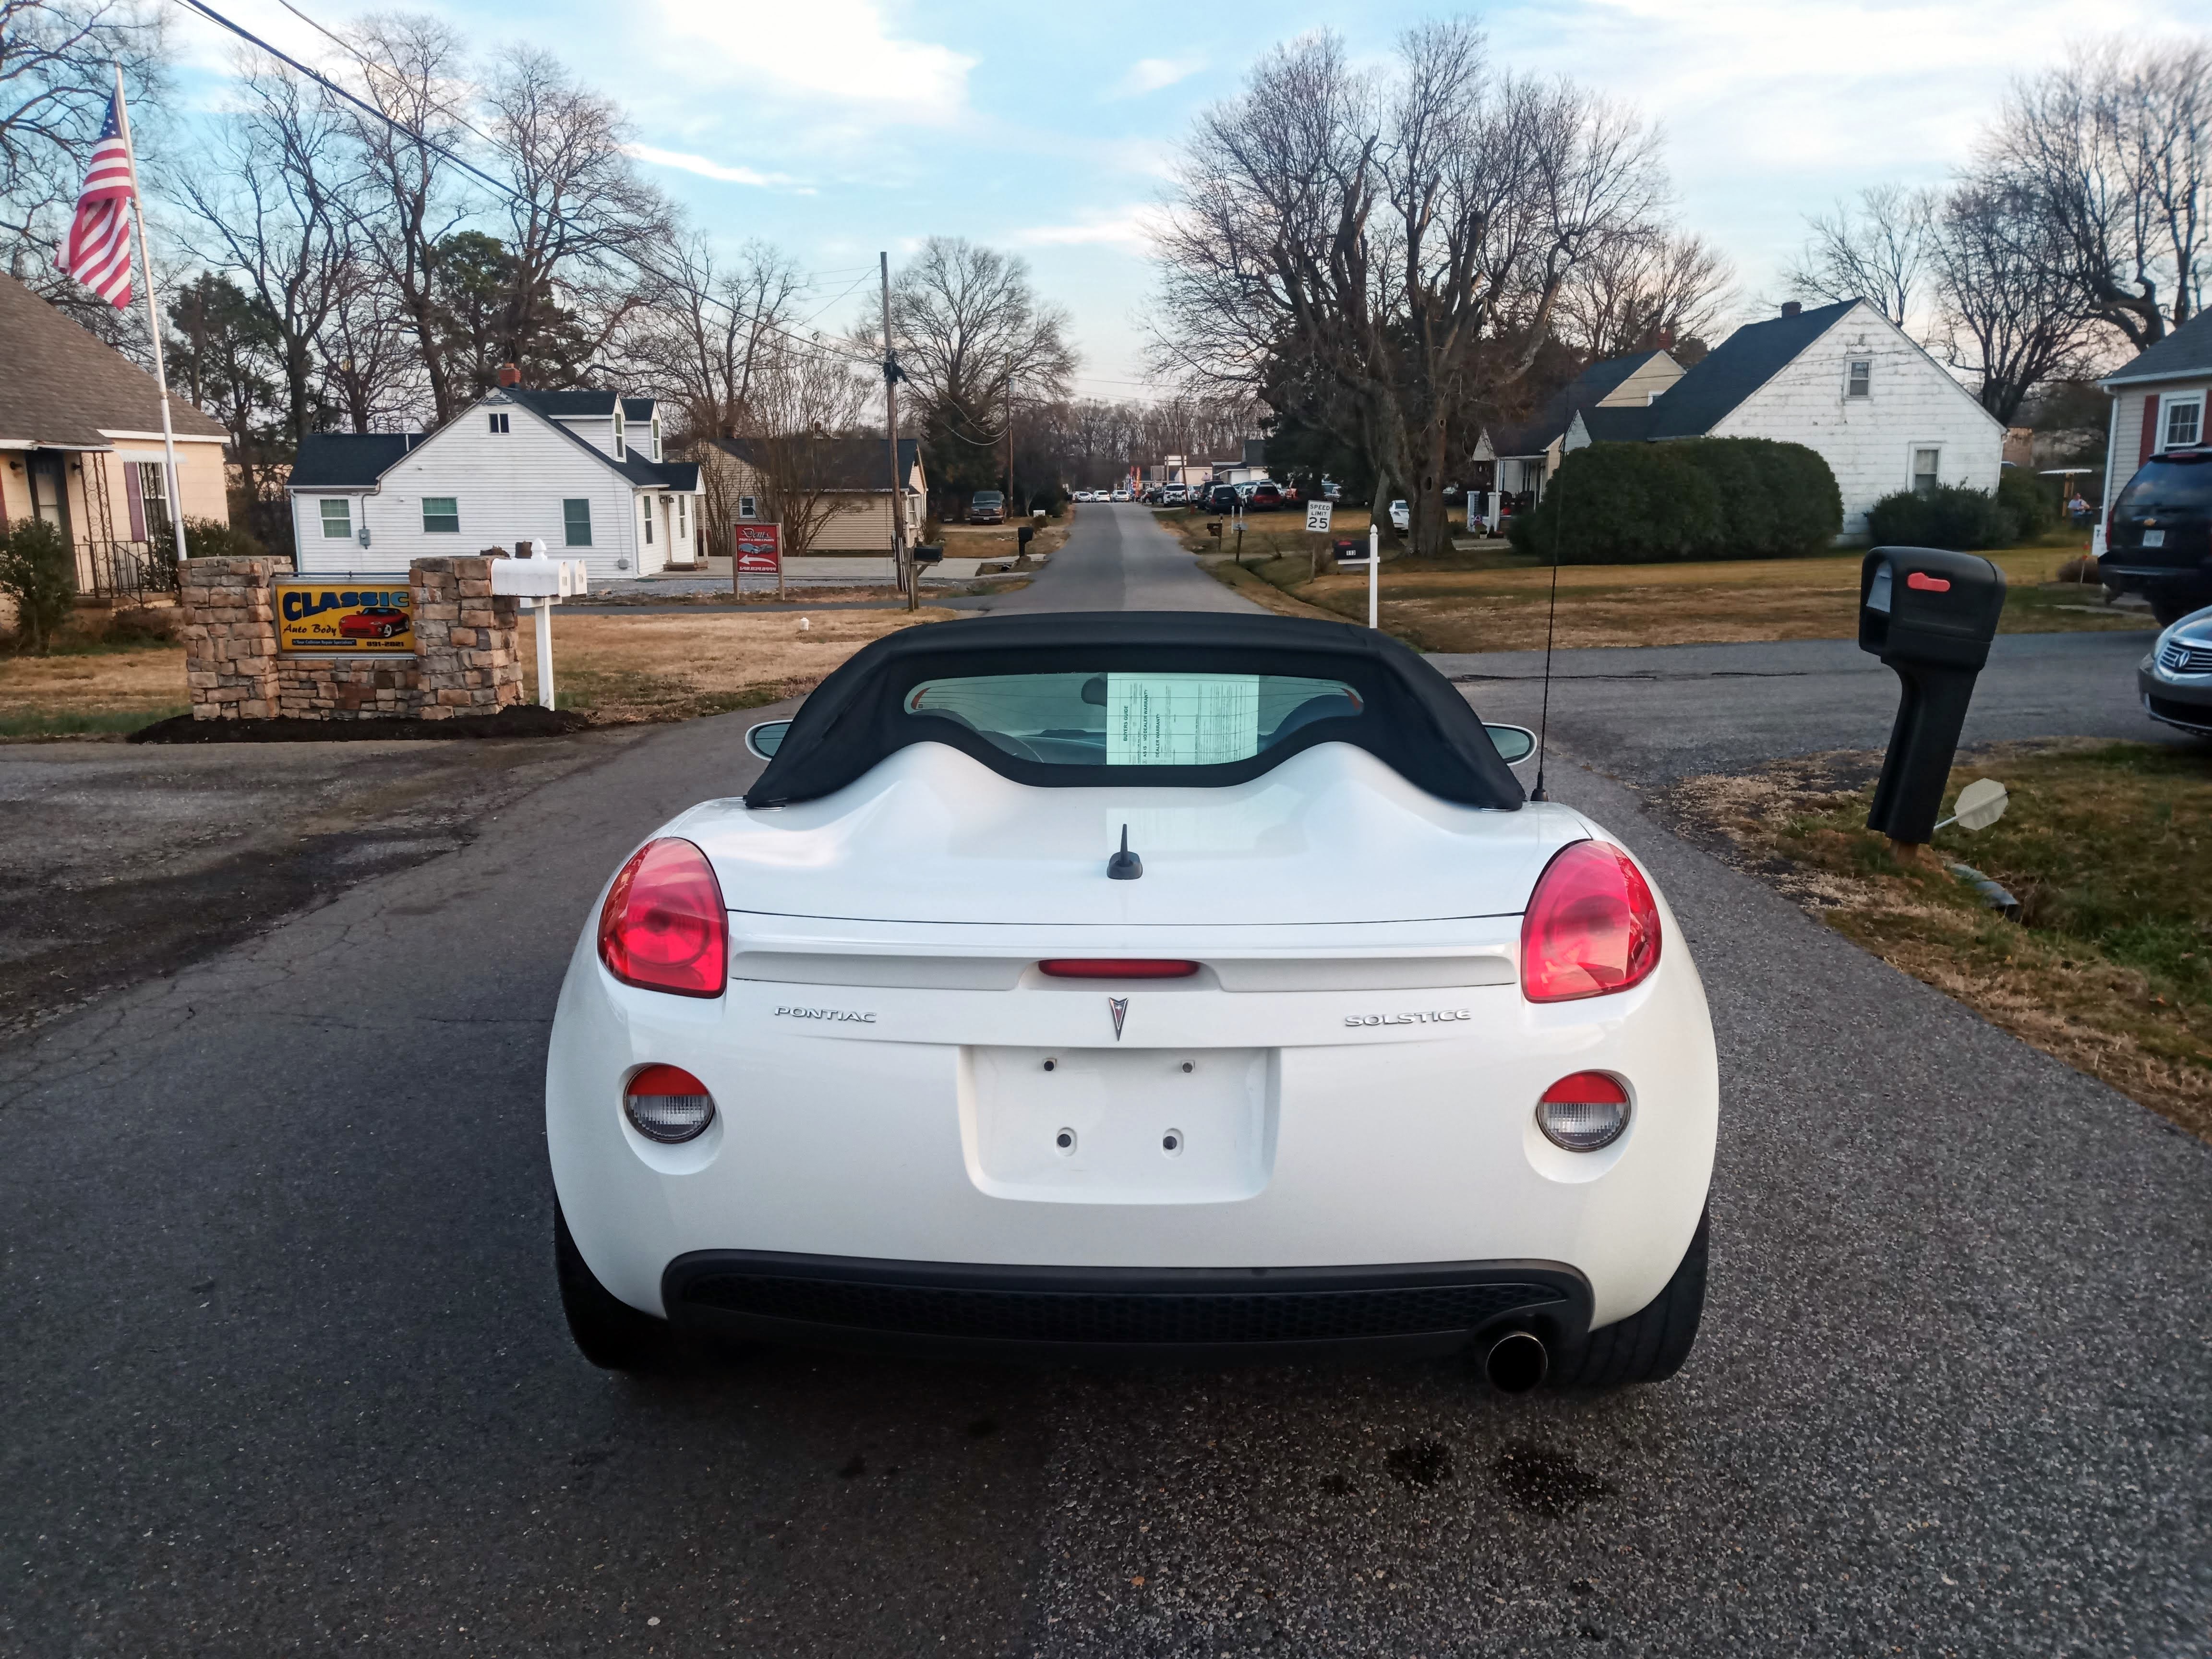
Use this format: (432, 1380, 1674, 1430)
(1531, 466, 1568, 803)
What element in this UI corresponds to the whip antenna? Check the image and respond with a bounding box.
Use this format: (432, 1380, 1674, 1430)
(1531, 465, 1567, 803)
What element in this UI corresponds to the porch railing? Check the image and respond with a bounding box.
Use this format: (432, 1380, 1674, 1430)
(78, 539, 180, 602)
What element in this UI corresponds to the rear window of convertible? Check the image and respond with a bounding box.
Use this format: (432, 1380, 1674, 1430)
(904, 672, 1362, 766)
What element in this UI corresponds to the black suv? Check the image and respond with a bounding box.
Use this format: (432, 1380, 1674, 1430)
(2102, 445, 2212, 624)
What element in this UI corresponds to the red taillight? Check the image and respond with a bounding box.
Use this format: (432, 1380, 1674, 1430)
(597, 838, 727, 997)
(1037, 959, 1201, 979)
(1520, 841, 1661, 1003)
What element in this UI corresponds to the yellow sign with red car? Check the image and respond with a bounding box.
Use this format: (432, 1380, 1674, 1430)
(275, 579, 414, 655)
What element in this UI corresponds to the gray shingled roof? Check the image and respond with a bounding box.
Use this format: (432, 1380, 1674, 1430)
(289, 432, 424, 488)
(0, 272, 229, 447)
(712, 435, 922, 492)
(1643, 299, 1858, 439)
(2101, 307, 2212, 386)
(1488, 350, 1670, 458)
(509, 389, 620, 418)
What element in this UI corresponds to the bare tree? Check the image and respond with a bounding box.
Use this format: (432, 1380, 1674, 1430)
(1556, 230, 1733, 360)
(871, 237, 1077, 499)
(1781, 184, 1935, 327)
(629, 233, 805, 445)
(1153, 24, 1666, 555)
(474, 47, 671, 390)
(1988, 38, 2209, 347)
(1928, 174, 2103, 423)
(728, 344, 879, 558)
(342, 12, 474, 424)
(0, 0, 166, 342)
(178, 57, 359, 448)
(320, 252, 419, 431)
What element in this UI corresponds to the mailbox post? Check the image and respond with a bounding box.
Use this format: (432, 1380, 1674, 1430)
(1858, 546, 2007, 846)
(493, 541, 589, 709)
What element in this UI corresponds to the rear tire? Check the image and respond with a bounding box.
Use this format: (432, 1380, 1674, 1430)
(556, 1204, 674, 1370)
(2151, 593, 2201, 627)
(1555, 1206, 1708, 1390)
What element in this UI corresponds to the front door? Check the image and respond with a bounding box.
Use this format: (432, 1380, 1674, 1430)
(28, 451, 71, 540)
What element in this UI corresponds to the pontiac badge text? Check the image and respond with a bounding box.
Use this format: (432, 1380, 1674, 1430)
(775, 1006, 877, 1024)
(1345, 1009, 1472, 1027)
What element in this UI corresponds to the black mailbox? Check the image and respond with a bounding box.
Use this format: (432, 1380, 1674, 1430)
(1858, 545, 2007, 843)
(1017, 525, 1036, 550)
(911, 542, 943, 565)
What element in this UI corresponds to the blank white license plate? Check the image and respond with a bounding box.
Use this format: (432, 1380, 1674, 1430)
(962, 1046, 1274, 1203)
(2142, 529, 2165, 547)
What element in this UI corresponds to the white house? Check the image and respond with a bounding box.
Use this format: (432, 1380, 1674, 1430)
(1475, 348, 1684, 501)
(288, 378, 703, 581)
(2094, 307, 2212, 541)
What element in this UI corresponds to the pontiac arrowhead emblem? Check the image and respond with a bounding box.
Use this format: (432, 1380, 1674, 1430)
(1107, 997, 1129, 1040)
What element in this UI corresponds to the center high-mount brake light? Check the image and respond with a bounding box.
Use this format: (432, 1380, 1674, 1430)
(1520, 841, 1661, 1002)
(598, 838, 727, 997)
(1037, 959, 1201, 979)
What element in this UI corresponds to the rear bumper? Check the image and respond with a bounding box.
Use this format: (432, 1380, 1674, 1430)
(663, 1250, 1591, 1362)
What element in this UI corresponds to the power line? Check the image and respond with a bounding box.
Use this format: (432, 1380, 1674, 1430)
(170, 0, 876, 368)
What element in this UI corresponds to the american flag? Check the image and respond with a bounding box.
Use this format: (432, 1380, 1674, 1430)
(57, 91, 137, 309)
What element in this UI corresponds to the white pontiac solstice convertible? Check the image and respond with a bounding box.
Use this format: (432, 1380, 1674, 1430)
(547, 612, 1718, 1392)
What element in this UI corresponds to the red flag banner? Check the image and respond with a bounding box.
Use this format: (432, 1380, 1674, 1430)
(58, 91, 136, 308)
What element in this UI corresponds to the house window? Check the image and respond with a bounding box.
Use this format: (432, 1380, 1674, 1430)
(1847, 360, 1872, 398)
(676, 496, 687, 539)
(651, 415, 662, 462)
(320, 498, 352, 539)
(641, 498, 653, 544)
(612, 407, 625, 460)
(132, 461, 170, 536)
(1912, 449, 1941, 495)
(563, 498, 592, 547)
(2166, 395, 2204, 450)
(906, 494, 920, 529)
(422, 496, 459, 533)
(488, 411, 510, 434)
(738, 494, 758, 520)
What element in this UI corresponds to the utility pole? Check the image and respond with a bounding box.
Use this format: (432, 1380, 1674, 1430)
(880, 252, 913, 613)
(1004, 380, 1014, 510)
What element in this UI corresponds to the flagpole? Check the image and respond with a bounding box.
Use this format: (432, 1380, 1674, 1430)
(111, 63, 187, 567)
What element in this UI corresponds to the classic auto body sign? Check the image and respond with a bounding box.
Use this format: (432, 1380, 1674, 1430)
(275, 579, 414, 655)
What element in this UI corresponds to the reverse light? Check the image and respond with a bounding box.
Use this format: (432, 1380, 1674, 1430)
(1520, 841, 1661, 1002)
(1038, 959, 1201, 979)
(597, 838, 727, 997)
(1536, 1072, 1631, 1152)
(624, 1064, 716, 1143)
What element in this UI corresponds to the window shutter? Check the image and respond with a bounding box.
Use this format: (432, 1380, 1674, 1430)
(124, 462, 146, 541)
(2141, 395, 2160, 464)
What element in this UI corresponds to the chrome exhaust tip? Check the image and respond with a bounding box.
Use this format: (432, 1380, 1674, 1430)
(1483, 1329, 1549, 1395)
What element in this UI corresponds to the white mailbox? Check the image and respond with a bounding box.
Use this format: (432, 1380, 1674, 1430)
(490, 550, 589, 709)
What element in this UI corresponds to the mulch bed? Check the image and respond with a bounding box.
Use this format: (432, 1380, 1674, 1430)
(130, 705, 592, 744)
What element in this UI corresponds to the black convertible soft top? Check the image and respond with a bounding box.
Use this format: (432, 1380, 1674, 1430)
(745, 610, 1524, 810)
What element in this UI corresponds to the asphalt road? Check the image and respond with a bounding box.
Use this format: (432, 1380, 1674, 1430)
(1430, 629, 2183, 790)
(958, 502, 1263, 614)
(3, 542, 2207, 1654)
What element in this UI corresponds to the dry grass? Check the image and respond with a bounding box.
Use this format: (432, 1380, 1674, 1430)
(1671, 742, 2212, 1142)
(0, 633, 187, 738)
(523, 607, 956, 721)
(1204, 540, 2141, 653)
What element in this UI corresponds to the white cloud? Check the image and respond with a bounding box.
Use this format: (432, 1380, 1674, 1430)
(1010, 206, 1167, 253)
(649, 0, 975, 123)
(624, 144, 795, 189)
(1109, 57, 1205, 98)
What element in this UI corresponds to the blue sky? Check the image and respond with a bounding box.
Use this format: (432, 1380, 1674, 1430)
(173, 0, 2208, 398)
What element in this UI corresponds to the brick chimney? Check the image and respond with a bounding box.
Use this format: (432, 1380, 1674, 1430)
(496, 362, 521, 388)
(1780, 301, 1802, 319)
(1656, 327, 1675, 349)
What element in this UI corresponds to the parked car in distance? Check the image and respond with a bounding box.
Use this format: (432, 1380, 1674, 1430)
(967, 490, 1007, 524)
(1390, 500, 1410, 534)
(1161, 485, 1188, 505)
(2100, 445, 2212, 624)
(1247, 482, 1286, 511)
(339, 605, 410, 640)
(1205, 483, 1241, 513)
(1111, 488, 1132, 502)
